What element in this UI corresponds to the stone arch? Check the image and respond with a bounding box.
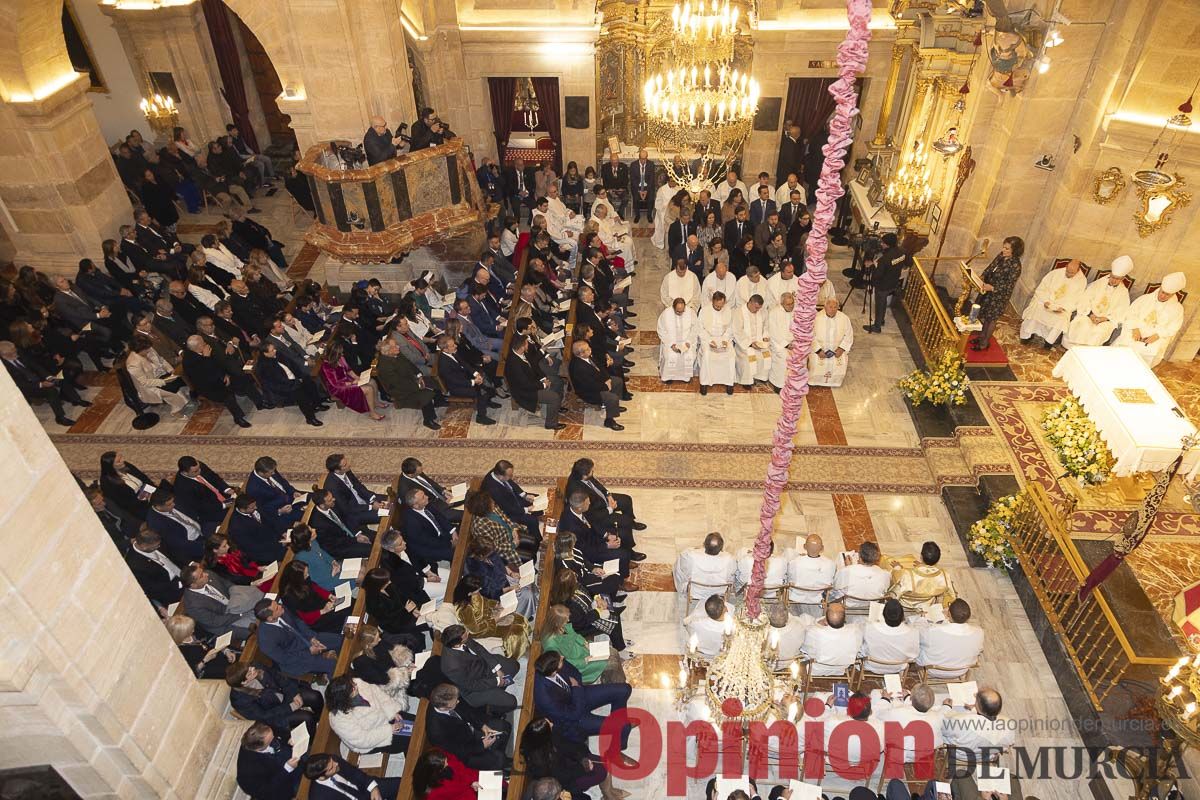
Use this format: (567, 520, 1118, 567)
(0, 0, 75, 101)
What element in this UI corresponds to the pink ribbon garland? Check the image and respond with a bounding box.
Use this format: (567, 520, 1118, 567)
(745, 0, 873, 619)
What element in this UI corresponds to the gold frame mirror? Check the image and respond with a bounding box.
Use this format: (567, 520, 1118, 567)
(1133, 176, 1191, 238)
(1092, 166, 1126, 205)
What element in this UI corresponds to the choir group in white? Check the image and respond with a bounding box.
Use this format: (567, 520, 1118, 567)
(1021, 254, 1188, 367)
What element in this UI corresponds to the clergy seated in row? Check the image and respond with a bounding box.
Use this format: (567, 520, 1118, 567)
(656, 298, 699, 384)
(733, 540, 789, 592)
(660, 259, 702, 312)
(533, 186, 585, 250)
(683, 595, 735, 659)
(808, 297, 854, 388)
(590, 201, 630, 260)
(702, 260, 738, 307)
(786, 534, 837, 617)
(1061, 255, 1133, 350)
(918, 598, 985, 678)
(766, 292, 795, 391)
(888, 540, 956, 612)
(768, 602, 809, 669)
(859, 599, 920, 674)
(672, 532, 738, 606)
(1018, 257, 1088, 348)
(832, 541, 891, 611)
(801, 602, 862, 676)
(764, 261, 798, 308)
(734, 295, 772, 386)
(698, 292, 738, 395)
(1115, 270, 1187, 366)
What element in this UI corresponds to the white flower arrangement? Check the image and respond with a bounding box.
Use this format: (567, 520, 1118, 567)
(967, 494, 1019, 570)
(1041, 398, 1113, 486)
(897, 350, 969, 407)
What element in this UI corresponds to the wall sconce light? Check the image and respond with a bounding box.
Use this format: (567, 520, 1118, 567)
(1092, 166, 1126, 205)
(1133, 175, 1191, 238)
(1034, 154, 1055, 171)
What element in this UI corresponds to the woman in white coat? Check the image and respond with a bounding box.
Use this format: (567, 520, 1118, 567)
(326, 674, 410, 754)
(125, 336, 191, 415)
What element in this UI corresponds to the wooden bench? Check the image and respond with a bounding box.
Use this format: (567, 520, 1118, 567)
(494, 232, 533, 382)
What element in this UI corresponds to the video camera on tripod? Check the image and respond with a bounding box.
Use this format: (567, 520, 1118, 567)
(843, 221, 884, 289)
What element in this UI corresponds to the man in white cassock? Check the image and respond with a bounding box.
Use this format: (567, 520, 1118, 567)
(701, 259, 738, 307)
(764, 260, 799, 309)
(535, 187, 584, 249)
(656, 298, 699, 382)
(698, 292, 737, 395)
(590, 203, 630, 259)
(734, 294, 771, 385)
(591, 187, 631, 239)
(659, 258, 702, 311)
(816, 278, 837, 307)
(736, 265, 768, 307)
(1062, 255, 1133, 349)
(1115, 271, 1187, 366)
(1019, 258, 1088, 347)
(809, 297, 854, 388)
(775, 173, 807, 208)
(673, 532, 737, 606)
(767, 292, 796, 390)
(651, 178, 678, 250)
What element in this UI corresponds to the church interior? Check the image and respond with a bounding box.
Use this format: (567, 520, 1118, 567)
(4, 0, 1200, 799)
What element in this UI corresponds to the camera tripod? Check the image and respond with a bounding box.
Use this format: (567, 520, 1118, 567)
(841, 263, 875, 317)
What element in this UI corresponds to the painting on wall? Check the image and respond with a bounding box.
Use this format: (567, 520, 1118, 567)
(61, 1, 105, 92)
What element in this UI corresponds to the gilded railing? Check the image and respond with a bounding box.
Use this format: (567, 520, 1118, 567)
(901, 257, 968, 366)
(1005, 483, 1177, 709)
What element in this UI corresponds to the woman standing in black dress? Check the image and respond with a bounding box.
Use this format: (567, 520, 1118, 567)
(973, 235, 1024, 350)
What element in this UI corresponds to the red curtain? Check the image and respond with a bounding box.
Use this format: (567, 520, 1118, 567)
(488, 77, 517, 160)
(200, 0, 259, 151)
(785, 77, 838, 141)
(531, 77, 562, 174)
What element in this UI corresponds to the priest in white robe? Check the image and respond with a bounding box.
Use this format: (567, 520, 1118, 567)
(1062, 256, 1133, 349)
(734, 295, 771, 385)
(651, 178, 678, 250)
(776, 174, 808, 208)
(698, 292, 738, 395)
(767, 292, 796, 389)
(809, 297, 854, 387)
(816, 278, 838, 307)
(535, 189, 584, 249)
(736, 265, 768, 308)
(1115, 271, 1187, 366)
(712, 170, 749, 205)
(702, 260, 738, 308)
(1019, 258, 1088, 347)
(656, 298, 699, 382)
(660, 259, 702, 311)
(765, 260, 799, 309)
(590, 203, 630, 259)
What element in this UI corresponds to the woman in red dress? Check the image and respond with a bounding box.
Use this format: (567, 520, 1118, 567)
(318, 339, 387, 420)
(412, 748, 480, 800)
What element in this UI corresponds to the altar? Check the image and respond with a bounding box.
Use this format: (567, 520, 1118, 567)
(1052, 346, 1200, 481)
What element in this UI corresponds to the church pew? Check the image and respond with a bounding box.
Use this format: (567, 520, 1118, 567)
(504, 479, 565, 800)
(494, 230, 533, 382)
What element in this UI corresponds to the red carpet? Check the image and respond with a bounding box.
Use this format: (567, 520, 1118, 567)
(965, 334, 1009, 366)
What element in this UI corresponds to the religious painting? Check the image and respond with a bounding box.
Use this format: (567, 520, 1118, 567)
(754, 97, 782, 132)
(565, 96, 590, 129)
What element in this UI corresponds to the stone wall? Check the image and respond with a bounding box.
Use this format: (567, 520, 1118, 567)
(0, 367, 228, 798)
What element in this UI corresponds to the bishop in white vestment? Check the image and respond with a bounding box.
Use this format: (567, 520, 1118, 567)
(698, 293, 738, 393)
(1115, 271, 1187, 366)
(734, 296, 771, 384)
(702, 260, 738, 307)
(765, 261, 799, 309)
(1019, 258, 1088, 345)
(809, 297, 854, 387)
(767, 292, 796, 389)
(660, 260, 702, 310)
(1062, 255, 1133, 349)
(535, 188, 584, 249)
(590, 203, 630, 258)
(656, 299, 699, 382)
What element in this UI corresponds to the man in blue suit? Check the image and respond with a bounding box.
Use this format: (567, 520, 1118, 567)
(401, 487, 456, 570)
(322, 453, 383, 529)
(532, 651, 638, 769)
(559, 490, 633, 584)
(482, 459, 542, 549)
(305, 752, 401, 800)
(229, 495, 288, 565)
(245, 456, 306, 534)
(453, 298, 502, 359)
(254, 598, 342, 677)
(748, 183, 778, 226)
(146, 488, 205, 565)
(236, 722, 304, 800)
(670, 233, 706, 283)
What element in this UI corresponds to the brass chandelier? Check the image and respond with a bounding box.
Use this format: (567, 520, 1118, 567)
(884, 139, 934, 229)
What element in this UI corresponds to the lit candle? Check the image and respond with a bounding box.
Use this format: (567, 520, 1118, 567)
(679, 667, 688, 686)
(723, 615, 734, 635)
(1170, 685, 1184, 699)
(703, 102, 711, 124)
(1187, 701, 1197, 719)
(661, 673, 671, 690)
(768, 630, 780, 650)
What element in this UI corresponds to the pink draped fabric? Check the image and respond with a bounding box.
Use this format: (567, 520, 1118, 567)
(745, 0, 874, 619)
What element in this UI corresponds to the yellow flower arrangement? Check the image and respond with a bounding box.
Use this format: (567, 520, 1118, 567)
(897, 350, 969, 407)
(1041, 397, 1113, 486)
(967, 494, 1019, 569)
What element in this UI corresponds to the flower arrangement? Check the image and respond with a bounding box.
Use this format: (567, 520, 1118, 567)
(967, 494, 1019, 569)
(1041, 397, 1113, 486)
(897, 350, 969, 406)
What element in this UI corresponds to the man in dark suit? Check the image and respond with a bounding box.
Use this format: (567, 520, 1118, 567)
(173, 455, 233, 527)
(401, 487, 456, 570)
(227, 279, 270, 336)
(485, 231, 517, 287)
(505, 336, 563, 430)
(305, 752, 400, 800)
(182, 334, 258, 428)
(308, 489, 373, 559)
(125, 526, 184, 611)
(399, 458, 463, 525)
(439, 625, 520, 712)
(152, 298, 192, 348)
(51, 276, 115, 344)
(253, 598, 342, 677)
(230, 207, 287, 271)
(567, 340, 625, 431)
(532, 651, 637, 767)
(566, 456, 646, 547)
(322, 453, 383, 530)
(377, 529, 439, 604)
(667, 209, 697, 255)
(777, 121, 805, 185)
(559, 490, 632, 580)
(748, 183, 778, 226)
(246, 456, 307, 533)
(628, 149, 656, 223)
(229, 495, 288, 565)
(135, 208, 191, 260)
(754, 210, 786, 253)
(502, 157, 537, 223)
(256, 343, 325, 427)
(671, 233, 706, 283)
(236, 722, 304, 800)
(694, 189, 721, 226)
(0, 340, 86, 426)
(864, 232, 909, 334)
(482, 459, 542, 546)
(601, 153, 629, 219)
(363, 116, 398, 165)
(724, 205, 752, 253)
(147, 487, 206, 563)
(119, 224, 165, 276)
(435, 335, 498, 426)
(779, 187, 807, 229)
(426, 683, 511, 771)
(88, 485, 137, 554)
(264, 316, 311, 375)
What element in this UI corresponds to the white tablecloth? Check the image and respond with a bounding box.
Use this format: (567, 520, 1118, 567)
(847, 180, 897, 232)
(1052, 346, 1200, 479)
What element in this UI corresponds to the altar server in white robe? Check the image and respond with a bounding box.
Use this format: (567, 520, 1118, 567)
(734, 294, 771, 385)
(656, 298, 699, 382)
(809, 297, 854, 388)
(764, 260, 799, 308)
(1062, 255, 1133, 349)
(701, 259, 738, 307)
(660, 258, 702, 311)
(736, 265, 768, 307)
(816, 278, 838, 307)
(1115, 271, 1187, 366)
(767, 292, 796, 389)
(1019, 258, 1088, 346)
(698, 292, 737, 395)
(651, 178, 678, 250)
(590, 202, 630, 259)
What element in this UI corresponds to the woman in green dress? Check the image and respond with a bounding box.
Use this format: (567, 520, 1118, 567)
(540, 604, 606, 684)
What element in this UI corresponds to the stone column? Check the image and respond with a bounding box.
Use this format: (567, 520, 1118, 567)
(872, 42, 908, 147)
(101, 2, 228, 144)
(0, 74, 130, 273)
(0, 367, 233, 798)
